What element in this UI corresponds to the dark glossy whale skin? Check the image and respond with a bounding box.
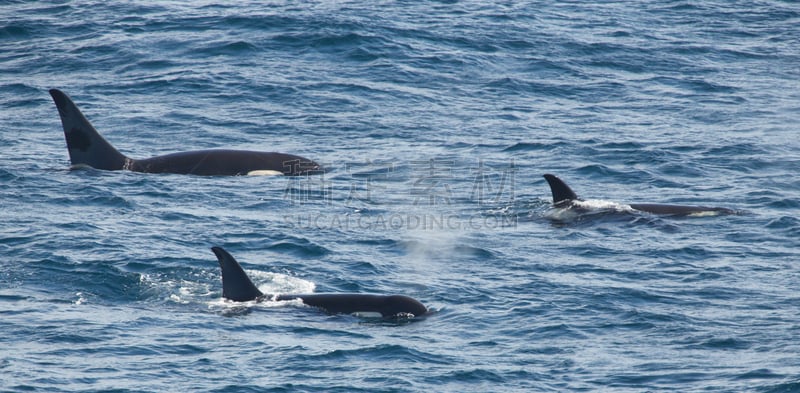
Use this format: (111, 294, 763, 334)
(49, 89, 322, 176)
(543, 174, 736, 216)
(273, 293, 428, 318)
(211, 247, 428, 318)
(627, 203, 734, 215)
(126, 149, 318, 176)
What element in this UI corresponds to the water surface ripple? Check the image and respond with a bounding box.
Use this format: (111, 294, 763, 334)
(1, 1, 799, 392)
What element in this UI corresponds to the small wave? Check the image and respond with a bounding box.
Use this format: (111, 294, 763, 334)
(503, 141, 566, 152)
(266, 240, 331, 257)
(574, 163, 618, 177)
(50, 192, 134, 210)
(684, 336, 752, 351)
(197, 40, 258, 57)
(758, 380, 800, 393)
(399, 239, 494, 261)
(439, 368, 505, 383)
(300, 344, 450, 364)
(0, 23, 32, 39)
(766, 216, 799, 229)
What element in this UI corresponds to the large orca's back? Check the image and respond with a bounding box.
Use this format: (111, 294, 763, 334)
(132, 150, 320, 176)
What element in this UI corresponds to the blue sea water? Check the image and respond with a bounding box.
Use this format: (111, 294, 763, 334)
(1, 1, 799, 391)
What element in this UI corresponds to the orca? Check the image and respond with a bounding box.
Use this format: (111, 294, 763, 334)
(49, 89, 322, 176)
(543, 174, 736, 216)
(211, 246, 428, 318)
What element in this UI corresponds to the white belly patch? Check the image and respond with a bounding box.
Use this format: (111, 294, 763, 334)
(351, 311, 383, 318)
(247, 170, 284, 176)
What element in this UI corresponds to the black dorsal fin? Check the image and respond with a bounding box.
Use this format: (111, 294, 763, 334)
(49, 89, 129, 170)
(211, 247, 264, 302)
(543, 174, 580, 205)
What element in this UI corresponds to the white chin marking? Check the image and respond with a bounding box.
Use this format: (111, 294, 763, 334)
(247, 170, 284, 176)
(351, 311, 383, 318)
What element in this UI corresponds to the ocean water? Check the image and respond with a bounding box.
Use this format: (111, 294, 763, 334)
(1, 1, 799, 392)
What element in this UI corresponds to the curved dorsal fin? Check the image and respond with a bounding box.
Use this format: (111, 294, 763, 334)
(543, 174, 580, 205)
(49, 89, 128, 170)
(211, 247, 264, 302)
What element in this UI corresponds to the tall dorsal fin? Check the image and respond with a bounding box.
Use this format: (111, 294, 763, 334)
(211, 247, 264, 302)
(543, 174, 580, 205)
(49, 89, 129, 170)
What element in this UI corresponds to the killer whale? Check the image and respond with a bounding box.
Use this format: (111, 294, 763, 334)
(211, 246, 428, 318)
(49, 89, 322, 176)
(543, 174, 736, 216)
